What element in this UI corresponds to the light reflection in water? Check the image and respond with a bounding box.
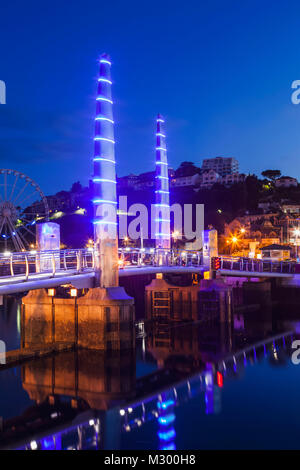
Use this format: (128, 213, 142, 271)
(0, 309, 295, 450)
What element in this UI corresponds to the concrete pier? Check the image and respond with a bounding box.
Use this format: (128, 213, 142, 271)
(145, 275, 232, 323)
(145, 276, 199, 322)
(21, 286, 135, 351)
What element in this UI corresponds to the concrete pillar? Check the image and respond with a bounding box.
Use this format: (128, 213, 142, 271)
(93, 54, 118, 288)
(36, 222, 60, 272)
(22, 286, 135, 351)
(202, 229, 218, 277)
(21, 289, 54, 348)
(77, 287, 135, 350)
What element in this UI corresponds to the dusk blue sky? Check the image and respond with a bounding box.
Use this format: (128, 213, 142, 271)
(1, 0, 300, 195)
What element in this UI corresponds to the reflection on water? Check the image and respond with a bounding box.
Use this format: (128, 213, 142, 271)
(0, 297, 21, 351)
(0, 296, 300, 449)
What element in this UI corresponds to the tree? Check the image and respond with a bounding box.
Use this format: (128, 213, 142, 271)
(175, 162, 201, 177)
(261, 170, 281, 181)
(180, 161, 195, 167)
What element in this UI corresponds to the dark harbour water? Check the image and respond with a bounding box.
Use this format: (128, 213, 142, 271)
(1, 297, 300, 450)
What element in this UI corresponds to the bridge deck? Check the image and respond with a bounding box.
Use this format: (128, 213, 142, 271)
(219, 268, 294, 278)
(0, 270, 95, 295)
(0, 249, 297, 295)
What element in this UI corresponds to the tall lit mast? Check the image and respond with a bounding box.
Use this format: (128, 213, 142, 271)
(93, 54, 118, 287)
(155, 114, 170, 262)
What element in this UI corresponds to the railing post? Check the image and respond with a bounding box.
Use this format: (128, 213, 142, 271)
(63, 250, 67, 270)
(82, 250, 87, 269)
(76, 250, 82, 273)
(51, 253, 56, 277)
(10, 254, 14, 277)
(25, 255, 29, 281)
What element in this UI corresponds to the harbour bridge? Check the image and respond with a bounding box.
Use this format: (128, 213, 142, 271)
(0, 249, 296, 296)
(0, 54, 298, 359)
(0, 54, 298, 295)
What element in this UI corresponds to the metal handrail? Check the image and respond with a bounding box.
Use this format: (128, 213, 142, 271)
(51, 253, 56, 277)
(0, 248, 296, 281)
(9, 255, 14, 277)
(217, 255, 296, 274)
(25, 255, 29, 280)
(0, 249, 95, 281)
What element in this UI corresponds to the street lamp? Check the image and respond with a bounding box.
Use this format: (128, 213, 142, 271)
(228, 235, 239, 255)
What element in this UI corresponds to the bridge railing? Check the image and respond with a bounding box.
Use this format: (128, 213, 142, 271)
(218, 255, 296, 274)
(0, 248, 204, 280)
(0, 249, 95, 279)
(118, 248, 203, 268)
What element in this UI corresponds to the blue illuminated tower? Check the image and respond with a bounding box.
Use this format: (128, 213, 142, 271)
(93, 54, 118, 287)
(155, 115, 171, 260)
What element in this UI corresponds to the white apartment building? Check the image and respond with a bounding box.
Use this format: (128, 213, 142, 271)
(201, 156, 239, 177)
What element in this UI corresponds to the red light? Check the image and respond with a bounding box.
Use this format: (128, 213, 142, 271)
(211, 257, 221, 270)
(217, 371, 223, 388)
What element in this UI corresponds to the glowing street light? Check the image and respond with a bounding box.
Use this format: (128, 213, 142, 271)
(226, 235, 239, 255)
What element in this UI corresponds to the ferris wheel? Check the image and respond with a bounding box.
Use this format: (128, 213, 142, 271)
(0, 169, 49, 252)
